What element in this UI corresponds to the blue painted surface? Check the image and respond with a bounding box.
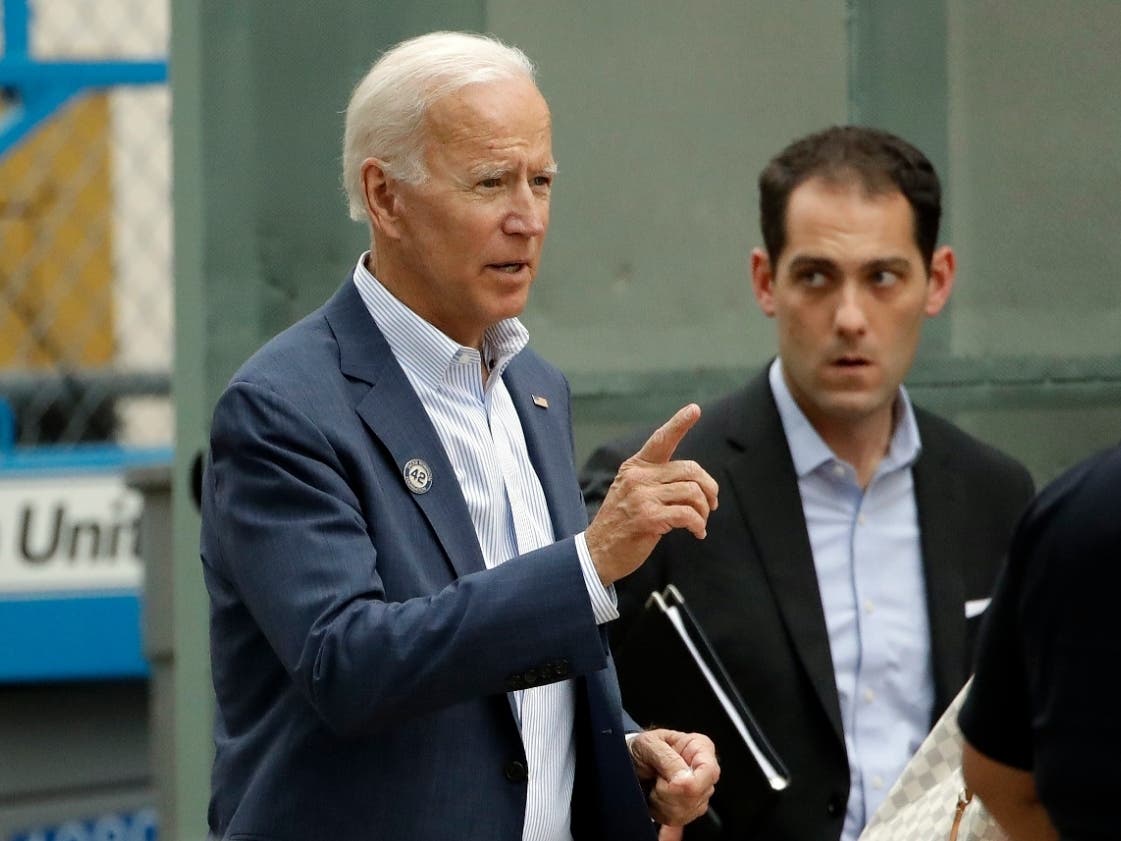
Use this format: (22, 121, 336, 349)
(0, 443, 174, 474)
(0, 83, 77, 156)
(0, 58, 169, 86)
(9, 806, 158, 841)
(3, 0, 31, 56)
(0, 398, 13, 451)
(0, 593, 148, 681)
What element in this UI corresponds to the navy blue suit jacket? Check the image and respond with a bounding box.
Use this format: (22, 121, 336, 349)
(201, 281, 654, 841)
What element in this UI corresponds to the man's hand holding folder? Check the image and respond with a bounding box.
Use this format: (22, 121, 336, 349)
(615, 586, 791, 838)
(630, 728, 721, 840)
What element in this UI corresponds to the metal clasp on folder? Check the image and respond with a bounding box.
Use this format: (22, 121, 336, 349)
(643, 583, 685, 612)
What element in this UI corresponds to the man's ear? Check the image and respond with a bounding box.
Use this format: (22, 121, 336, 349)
(361, 158, 404, 240)
(925, 245, 956, 316)
(751, 248, 778, 318)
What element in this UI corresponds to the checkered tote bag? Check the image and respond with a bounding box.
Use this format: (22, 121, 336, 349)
(858, 679, 1007, 841)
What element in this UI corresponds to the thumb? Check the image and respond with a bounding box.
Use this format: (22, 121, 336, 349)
(634, 404, 701, 465)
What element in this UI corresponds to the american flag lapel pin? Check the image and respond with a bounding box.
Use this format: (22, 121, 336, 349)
(531, 394, 549, 409)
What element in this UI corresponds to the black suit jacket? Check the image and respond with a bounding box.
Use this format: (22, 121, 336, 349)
(581, 368, 1034, 841)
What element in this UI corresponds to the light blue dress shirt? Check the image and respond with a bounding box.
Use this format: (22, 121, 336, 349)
(769, 359, 934, 841)
(353, 257, 617, 841)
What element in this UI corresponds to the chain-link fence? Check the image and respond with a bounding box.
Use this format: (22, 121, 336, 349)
(1, 0, 171, 449)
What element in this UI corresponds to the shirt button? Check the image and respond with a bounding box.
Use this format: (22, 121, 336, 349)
(864, 600, 875, 614)
(857, 514, 866, 526)
(832, 464, 846, 478)
(826, 793, 844, 817)
(872, 775, 884, 790)
(864, 688, 876, 703)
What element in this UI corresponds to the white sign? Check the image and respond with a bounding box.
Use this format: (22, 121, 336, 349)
(0, 473, 144, 594)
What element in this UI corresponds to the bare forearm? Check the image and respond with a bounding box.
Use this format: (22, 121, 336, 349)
(962, 742, 1058, 841)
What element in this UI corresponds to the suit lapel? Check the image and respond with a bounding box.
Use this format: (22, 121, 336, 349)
(725, 372, 845, 744)
(505, 354, 596, 731)
(913, 415, 967, 715)
(503, 354, 588, 540)
(324, 282, 486, 580)
(723, 373, 967, 739)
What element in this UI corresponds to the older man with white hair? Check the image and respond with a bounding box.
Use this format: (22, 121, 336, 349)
(201, 31, 719, 841)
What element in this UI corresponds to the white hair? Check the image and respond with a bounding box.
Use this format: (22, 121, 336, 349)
(342, 31, 537, 222)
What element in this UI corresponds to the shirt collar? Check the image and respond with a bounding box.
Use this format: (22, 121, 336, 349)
(768, 357, 922, 479)
(351, 253, 529, 391)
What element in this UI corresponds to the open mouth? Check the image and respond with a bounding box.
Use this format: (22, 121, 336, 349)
(489, 262, 529, 274)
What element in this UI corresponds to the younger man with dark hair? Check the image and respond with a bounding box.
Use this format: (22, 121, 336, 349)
(582, 126, 1034, 841)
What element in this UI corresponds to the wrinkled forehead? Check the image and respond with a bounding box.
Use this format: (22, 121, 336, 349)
(427, 74, 545, 117)
(422, 78, 553, 158)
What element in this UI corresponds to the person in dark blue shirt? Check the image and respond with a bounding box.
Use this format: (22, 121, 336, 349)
(961, 444, 1121, 841)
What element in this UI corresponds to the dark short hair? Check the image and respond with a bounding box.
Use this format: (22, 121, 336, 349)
(758, 126, 942, 268)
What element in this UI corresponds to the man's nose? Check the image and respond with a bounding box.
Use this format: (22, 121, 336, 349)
(503, 183, 547, 237)
(834, 284, 869, 335)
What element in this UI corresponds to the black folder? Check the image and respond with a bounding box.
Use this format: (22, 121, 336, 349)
(614, 585, 790, 838)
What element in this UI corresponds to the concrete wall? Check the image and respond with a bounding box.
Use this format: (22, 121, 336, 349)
(170, 2, 1121, 836)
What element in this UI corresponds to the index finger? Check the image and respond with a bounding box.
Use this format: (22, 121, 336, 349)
(635, 404, 701, 464)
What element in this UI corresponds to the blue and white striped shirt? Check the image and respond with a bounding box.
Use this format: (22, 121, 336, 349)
(353, 256, 617, 841)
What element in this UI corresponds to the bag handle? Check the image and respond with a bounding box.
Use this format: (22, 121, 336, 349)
(949, 788, 974, 841)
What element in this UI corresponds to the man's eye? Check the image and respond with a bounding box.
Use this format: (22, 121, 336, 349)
(798, 271, 828, 288)
(479, 177, 502, 189)
(872, 271, 900, 287)
(532, 175, 552, 188)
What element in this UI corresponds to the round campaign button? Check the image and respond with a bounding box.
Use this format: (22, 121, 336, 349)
(403, 458, 433, 494)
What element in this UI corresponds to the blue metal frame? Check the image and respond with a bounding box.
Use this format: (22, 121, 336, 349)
(0, 441, 173, 472)
(0, 0, 168, 157)
(0, 397, 13, 451)
(0, 0, 173, 682)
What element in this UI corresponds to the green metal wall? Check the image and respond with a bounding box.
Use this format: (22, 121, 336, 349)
(171, 2, 1121, 836)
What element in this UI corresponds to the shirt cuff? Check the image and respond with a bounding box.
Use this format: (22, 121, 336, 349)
(576, 531, 619, 625)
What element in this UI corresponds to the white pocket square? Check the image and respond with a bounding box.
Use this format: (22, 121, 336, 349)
(965, 597, 991, 619)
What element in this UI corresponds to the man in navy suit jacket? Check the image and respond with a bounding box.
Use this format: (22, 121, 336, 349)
(200, 31, 719, 841)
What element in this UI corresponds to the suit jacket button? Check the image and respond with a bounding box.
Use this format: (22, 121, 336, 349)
(524, 669, 539, 687)
(504, 760, 529, 783)
(826, 794, 844, 817)
(554, 660, 570, 678)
